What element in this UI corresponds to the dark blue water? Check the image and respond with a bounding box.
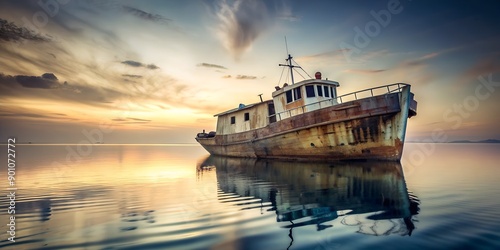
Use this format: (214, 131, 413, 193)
(0, 143, 499, 249)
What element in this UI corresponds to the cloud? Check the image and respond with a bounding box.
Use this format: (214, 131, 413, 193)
(0, 112, 53, 119)
(111, 117, 151, 124)
(275, 2, 300, 22)
(80, 1, 172, 24)
(122, 74, 143, 78)
(214, 0, 270, 59)
(121, 60, 160, 70)
(402, 52, 439, 67)
(220, 74, 256, 79)
(41, 73, 58, 81)
(310, 49, 352, 59)
(197, 63, 227, 69)
(127, 117, 151, 122)
(121, 60, 143, 67)
(456, 54, 500, 88)
(235, 75, 257, 80)
(0, 72, 128, 105)
(146, 64, 159, 70)
(0, 108, 79, 122)
(14, 73, 59, 89)
(344, 69, 387, 74)
(463, 55, 500, 78)
(0, 18, 51, 42)
(121, 5, 172, 23)
(298, 48, 357, 65)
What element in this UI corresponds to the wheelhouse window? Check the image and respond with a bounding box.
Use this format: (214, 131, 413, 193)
(230, 116, 235, 124)
(286, 87, 302, 103)
(293, 87, 302, 100)
(244, 112, 250, 121)
(286, 90, 293, 103)
(324, 86, 330, 97)
(317, 85, 323, 96)
(305, 85, 315, 97)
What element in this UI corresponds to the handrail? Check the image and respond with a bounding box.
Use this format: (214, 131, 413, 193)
(269, 83, 409, 121)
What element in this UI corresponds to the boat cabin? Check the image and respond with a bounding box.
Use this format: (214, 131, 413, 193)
(271, 72, 340, 120)
(213, 72, 340, 136)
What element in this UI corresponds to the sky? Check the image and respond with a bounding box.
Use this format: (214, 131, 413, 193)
(0, 0, 499, 143)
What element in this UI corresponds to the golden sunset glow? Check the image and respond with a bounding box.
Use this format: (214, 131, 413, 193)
(1, 1, 499, 143)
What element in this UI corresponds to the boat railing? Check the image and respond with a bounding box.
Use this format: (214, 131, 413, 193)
(269, 83, 409, 122)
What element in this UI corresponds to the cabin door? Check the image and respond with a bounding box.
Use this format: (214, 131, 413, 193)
(268, 103, 276, 123)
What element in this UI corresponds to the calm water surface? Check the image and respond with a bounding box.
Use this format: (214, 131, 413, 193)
(0, 143, 499, 249)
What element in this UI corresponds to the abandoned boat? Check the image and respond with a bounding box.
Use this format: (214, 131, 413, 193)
(195, 54, 417, 161)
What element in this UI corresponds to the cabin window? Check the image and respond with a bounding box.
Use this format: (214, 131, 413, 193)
(293, 87, 302, 100)
(331, 87, 335, 98)
(305, 85, 315, 97)
(244, 112, 250, 121)
(317, 85, 323, 96)
(324, 86, 330, 97)
(230, 116, 235, 124)
(286, 90, 293, 103)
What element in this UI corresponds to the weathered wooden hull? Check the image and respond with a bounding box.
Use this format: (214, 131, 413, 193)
(196, 86, 416, 161)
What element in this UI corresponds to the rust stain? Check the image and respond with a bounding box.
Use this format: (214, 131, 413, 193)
(285, 99, 305, 110)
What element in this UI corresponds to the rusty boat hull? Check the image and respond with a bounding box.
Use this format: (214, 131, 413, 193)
(196, 85, 417, 161)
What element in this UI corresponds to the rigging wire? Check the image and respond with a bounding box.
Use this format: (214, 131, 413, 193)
(277, 65, 286, 86)
(292, 58, 312, 79)
(285, 68, 290, 84)
(293, 68, 306, 80)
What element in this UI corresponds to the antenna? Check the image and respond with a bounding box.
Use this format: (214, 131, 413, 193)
(279, 36, 299, 85)
(278, 36, 310, 84)
(285, 36, 289, 55)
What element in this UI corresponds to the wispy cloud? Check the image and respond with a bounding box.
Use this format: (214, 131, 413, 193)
(455, 53, 500, 88)
(344, 69, 387, 74)
(197, 63, 227, 69)
(0, 18, 51, 42)
(463, 54, 500, 78)
(275, 1, 300, 22)
(214, 0, 270, 59)
(122, 74, 143, 78)
(82, 1, 172, 24)
(220, 74, 258, 80)
(121, 5, 171, 23)
(0, 110, 79, 121)
(235, 75, 257, 80)
(402, 52, 439, 67)
(298, 49, 352, 62)
(121, 60, 160, 70)
(112, 117, 151, 124)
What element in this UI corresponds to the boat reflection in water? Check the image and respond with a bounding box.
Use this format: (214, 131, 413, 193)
(199, 156, 420, 237)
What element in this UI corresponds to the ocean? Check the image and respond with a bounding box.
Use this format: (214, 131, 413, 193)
(0, 143, 499, 250)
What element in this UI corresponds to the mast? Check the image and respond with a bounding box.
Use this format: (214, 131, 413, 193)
(279, 54, 299, 85)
